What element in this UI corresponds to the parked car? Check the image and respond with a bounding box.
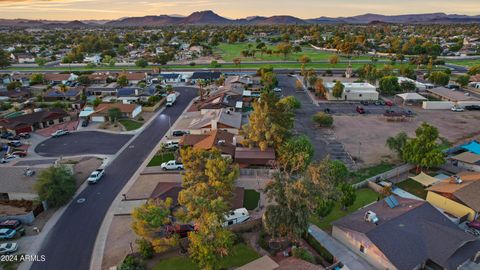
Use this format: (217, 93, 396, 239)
(356, 106, 365, 114)
(0, 132, 13, 139)
(374, 100, 385, 106)
(323, 108, 331, 114)
(87, 169, 105, 184)
(451, 106, 464, 112)
(7, 141, 22, 147)
(172, 130, 189, 137)
(0, 243, 18, 255)
(9, 151, 27, 158)
(164, 140, 179, 150)
(161, 160, 184, 170)
(0, 228, 16, 239)
(18, 132, 30, 139)
(467, 220, 480, 230)
(0, 220, 25, 236)
(51, 129, 70, 137)
(7, 135, 20, 141)
(465, 105, 480, 111)
(447, 84, 460, 90)
(360, 100, 369, 106)
(404, 110, 415, 117)
(1, 155, 18, 163)
(385, 100, 393, 106)
(273, 87, 282, 93)
(81, 120, 89, 127)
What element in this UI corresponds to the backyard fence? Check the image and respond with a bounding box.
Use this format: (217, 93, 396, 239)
(353, 163, 415, 189)
(239, 168, 276, 178)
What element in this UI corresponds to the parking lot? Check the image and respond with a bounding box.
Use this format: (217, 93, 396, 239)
(34, 131, 133, 157)
(317, 102, 402, 115)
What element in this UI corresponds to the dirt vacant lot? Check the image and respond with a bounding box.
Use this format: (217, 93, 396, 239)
(333, 108, 480, 167)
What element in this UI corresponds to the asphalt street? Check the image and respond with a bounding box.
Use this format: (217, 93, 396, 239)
(34, 131, 133, 157)
(30, 87, 198, 270)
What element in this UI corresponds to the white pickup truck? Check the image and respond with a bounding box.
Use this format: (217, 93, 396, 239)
(161, 160, 183, 170)
(166, 93, 176, 107)
(87, 169, 105, 184)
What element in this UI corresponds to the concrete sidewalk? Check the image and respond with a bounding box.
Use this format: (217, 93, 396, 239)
(308, 225, 373, 270)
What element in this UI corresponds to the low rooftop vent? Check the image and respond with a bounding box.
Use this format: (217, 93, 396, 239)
(365, 211, 379, 225)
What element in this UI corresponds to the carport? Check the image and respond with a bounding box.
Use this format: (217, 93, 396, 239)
(395, 92, 427, 105)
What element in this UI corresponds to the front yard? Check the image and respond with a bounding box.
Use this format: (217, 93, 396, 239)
(147, 152, 175, 167)
(119, 119, 143, 131)
(152, 244, 260, 270)
(310, 188, 378, 230)
(396, 178, 428, 199)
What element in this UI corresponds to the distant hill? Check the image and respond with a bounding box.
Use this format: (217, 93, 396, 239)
(1, 11, 480, 28)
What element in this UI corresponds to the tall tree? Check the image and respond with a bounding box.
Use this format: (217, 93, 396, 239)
(339, 183, 356, 209)
(117, 74, 129, 87)
(277, 135, 314, 174)
(276, 42, 292, 60)
(0, 49, 11, 68)
(386, 131, 409, 160)
(108, 108, 122, 123)
(403, 123, 445, 171)
(34, 165, 76, 207)
(315, 78, 326, 97)
(332, 81, 344, 98)
(428, 71, 450, 86)
(241, 91, 294, 150)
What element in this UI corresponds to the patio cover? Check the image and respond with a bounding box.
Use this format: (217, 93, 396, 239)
(395, 92, 427, 101)
(411, 172, 439, 187)
(462, 141, 480, 155)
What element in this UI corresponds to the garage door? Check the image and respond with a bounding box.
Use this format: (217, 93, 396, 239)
(91, 116, 105, 122)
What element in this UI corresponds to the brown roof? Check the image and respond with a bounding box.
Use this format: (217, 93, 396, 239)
(44, 73, 70, 82)
(275, 257, 323, 270)
(181, 130, 235, 156)
(88, 73, 110, 81)
(0, 109, 68, 129)
(118, 72, 146, 81)
(427, 172, 480, 195)
(150, 182, 244, 209)
(235, 147, 275, 159)
(94, 103, 139, 114)
(470, 74, 480, 82)
(450, 152, 480, 164)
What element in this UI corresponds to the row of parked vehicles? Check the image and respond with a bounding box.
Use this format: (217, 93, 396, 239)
(0, 219, 25, 255)
(0, 132, 29, 163)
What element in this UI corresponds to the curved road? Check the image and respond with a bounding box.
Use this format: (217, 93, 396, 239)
(31, 87, 198, 270)
(35, 131, 133, 157)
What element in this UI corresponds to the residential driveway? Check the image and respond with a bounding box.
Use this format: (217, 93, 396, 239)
(277, 75, 356, 169)
(34, 131, 133, 157)
(308, 225, 373, 270)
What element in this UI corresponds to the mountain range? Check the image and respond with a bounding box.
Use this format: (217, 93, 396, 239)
(1, 10, 479, 28)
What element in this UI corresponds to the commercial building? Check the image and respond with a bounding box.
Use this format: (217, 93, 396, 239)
(324, 82, 378, 101)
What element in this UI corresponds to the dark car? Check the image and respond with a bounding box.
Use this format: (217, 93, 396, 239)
(18, 133, 30, 139)
(324, 108, 331, 114)
(467, 220, 480, 230)
(81, 120, 89, 127)
(172, 130, 189, 137)
(465, 105, 480, 111)
(356, 106, 365, 114)
(7, 135, 21, 141)
(0, 220, 25, 236)
(447, 84, 460, 90)
(10, 151, 27, 157)
(360, 100, 369, 106)
(0, 132, 14, 139)
(7, 141, 22, 147)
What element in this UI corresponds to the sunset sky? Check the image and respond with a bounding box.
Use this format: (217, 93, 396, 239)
(1, 0, 479, 20)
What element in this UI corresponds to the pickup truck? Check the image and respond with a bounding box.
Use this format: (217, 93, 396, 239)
(51, 129, 70, 138)
(161, 160, 184, 170)
(87, 169, 105, 184)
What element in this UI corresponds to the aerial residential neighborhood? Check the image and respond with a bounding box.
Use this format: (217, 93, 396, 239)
(0, 1, 480, 270)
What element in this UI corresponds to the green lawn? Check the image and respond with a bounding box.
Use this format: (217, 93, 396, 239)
(147, 152, 175, 167)
(310, 188, 379, 230)
(152, 244, 260, 270)
(243, 189, 260, 210)
(214, 42, 374, 62)
(396, 178, 427, 199)
(119, 119, 143, 131)
(350, 163, 395, 184)
(446, 59, 480, 67)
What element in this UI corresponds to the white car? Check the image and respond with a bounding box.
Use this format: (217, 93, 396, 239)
(273, 87, 282, 92)
(451, 106, 464, 112)
(0, 243, 18, 255)
(51, 129, 70, 137)
(164, 140, 179, 150)
(161, 160, 184, 170)
(1, 155, 18, 164)
(0, 228, 16, 239)
(87, 169, 105, 184)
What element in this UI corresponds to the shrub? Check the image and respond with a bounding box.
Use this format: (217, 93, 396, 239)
(304, 234, 334, 264)
(119, 255, 145, 270)
(312, 112, 333, 127)
(136, 238, 154, 260)
(292, 247, 315, 264)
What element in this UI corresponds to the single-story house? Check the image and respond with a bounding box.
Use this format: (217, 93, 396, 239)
(397, 77, 433, 91)
(190, 71, 222, 84)
(91, 103, 142, 122)
(324, 82, 379, 101)
(11, 53, 35, 64)
(86, 83, 118, 96)
(158, 73, 182, 84)
(43, 88, 82, 101)
(10, 73, 31, 87)
(175, 108, 242, 135)
(426, 87, 479, 102)
(332, 196, 480, 270)
(44, 73, 78, 84)
(118, 72, 147, 85)
(88, 73, 111, 84)
(449, 152, 480, 172)
(426, 172, 480, 221)
(0, 108, 70, 134)
(234, 147, 276, 168)
(179, 129, 236, 158)
(191, 92, 243, 111)
(0, 167, 47, 201)
(0, 87, 31, 101)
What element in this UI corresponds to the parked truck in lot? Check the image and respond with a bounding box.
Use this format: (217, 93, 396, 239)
(166, 93, 176, 107)
(161, 160, 183, 170)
